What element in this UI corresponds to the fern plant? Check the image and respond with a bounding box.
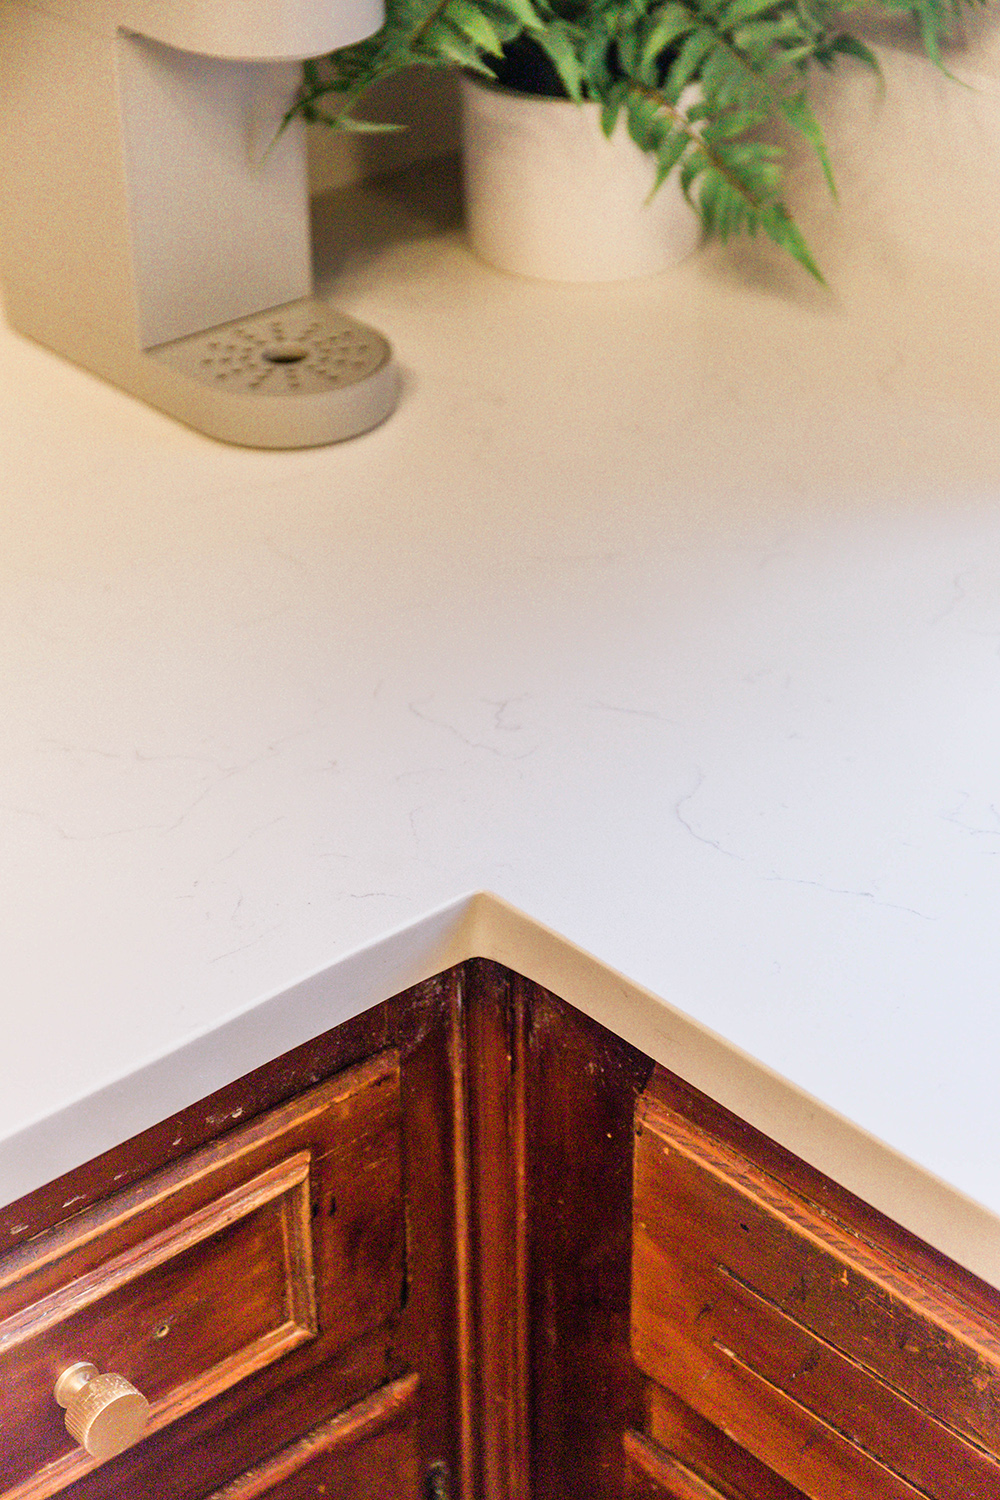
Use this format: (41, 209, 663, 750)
(290, 0, 982, 280)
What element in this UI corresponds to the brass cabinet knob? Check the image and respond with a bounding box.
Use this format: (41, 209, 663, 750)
(53, 1361, 150, 1460)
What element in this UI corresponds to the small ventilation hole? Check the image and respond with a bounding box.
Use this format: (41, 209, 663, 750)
(262, 343, 308, 365)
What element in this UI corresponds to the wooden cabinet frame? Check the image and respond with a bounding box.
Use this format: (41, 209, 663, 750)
(4, 960, 998, 1500)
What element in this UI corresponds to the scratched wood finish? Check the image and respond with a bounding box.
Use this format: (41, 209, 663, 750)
(0, 1049, 403, 1321)
(99, 988, 456, 1500)
(0, 1052, 413, 1500)
(641, 1063, 1000, 1338)
(632, 1066, 1000, 1499)
(10, 964, 1000, 1500)
(204, 1375, 423, 1500)
(1, 1153, 317, 1500)
(0, 977, 465, 1500)
(624, 1430, 733, 1500)
(520, 975, 654, 1500)
(639, 1320, 931, 1499)
(643, 1381, 809, 1500)
(460, 960, 531, 1500)
(639, 1244, 1000, 1499)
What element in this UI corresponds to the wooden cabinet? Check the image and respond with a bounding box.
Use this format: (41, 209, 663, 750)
(0, 971, 465, 1500)
(0, 1052, 408, 1500)
(202, 1377, 424, 1500)
(3, 961, 999, 1500)
(627, 1068, 1000, 1500)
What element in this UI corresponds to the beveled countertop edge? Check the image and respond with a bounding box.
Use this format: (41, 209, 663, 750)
(5, 890, 998, 1289)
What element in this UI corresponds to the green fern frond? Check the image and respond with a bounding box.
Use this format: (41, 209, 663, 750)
(285, 0, 985, 280)
(536, 22, 589, 97)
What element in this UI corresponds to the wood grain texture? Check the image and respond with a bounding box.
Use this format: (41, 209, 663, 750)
(204, 1374, 422, 1500)
(13, 976, 465, 1500)
(624, 1431, 732, 1500)
(642, 1064, 1000, 1340)
(638, 1314, 931, 1499)
(0, 1050, 402, 1310)
(463, 960, 531, 1500)
(521, 974, 654, 1500)
(633, 1067, 1000, 1499)
(643, 1381, 810, 1500)
(11, 965, 1000, 1500)
(641, 1248, 1000, 1499)
(2, 1154, 317, 1500)
(0, 1052, 406, 1500)
(447, 962, 476, 1500)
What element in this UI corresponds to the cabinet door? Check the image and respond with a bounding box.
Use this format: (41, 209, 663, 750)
(0, 1053, 405, 1500)
(630, 1066, 1000, 1500)
(203, 1376, 424, 1500)
(0, 969, 463, 1500)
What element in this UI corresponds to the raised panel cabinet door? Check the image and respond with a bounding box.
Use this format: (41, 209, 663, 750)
(0, 1051, 405, 1500)
(631, 1066, 1000, 1500)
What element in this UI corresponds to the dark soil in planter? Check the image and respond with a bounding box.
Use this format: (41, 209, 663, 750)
(490, 35, 568, 95)
(489, 34, 679, 99)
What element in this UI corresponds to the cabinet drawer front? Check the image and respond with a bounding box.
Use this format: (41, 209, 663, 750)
(0, 1052, 404, 1500)
(205, 1374, 423, 1500)
(632, 1093, 1000, 1500)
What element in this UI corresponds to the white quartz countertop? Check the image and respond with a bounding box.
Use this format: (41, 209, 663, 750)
(5, 53, 1000, 1281)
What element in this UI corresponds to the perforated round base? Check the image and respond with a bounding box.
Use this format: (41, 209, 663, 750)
(153, 300, 389, 396)
(143, 298, 397, 447)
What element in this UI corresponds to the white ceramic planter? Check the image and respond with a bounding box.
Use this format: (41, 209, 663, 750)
(459, 73, 701, 282)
